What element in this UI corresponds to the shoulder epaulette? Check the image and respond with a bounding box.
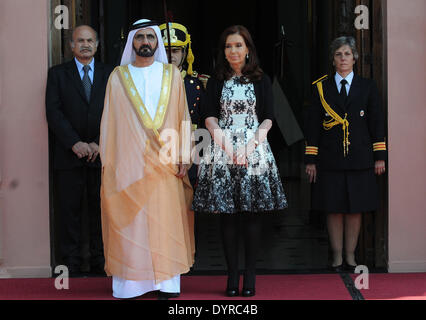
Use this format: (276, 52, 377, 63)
(197, 73, 210, 90)
(312, 74, 328, 85)
(198, 73, 210, 79)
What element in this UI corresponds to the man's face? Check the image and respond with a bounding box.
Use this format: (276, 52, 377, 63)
(133, 28, 158, 57)
(71, 26, 98, 61)
(165, 47, 185, 69)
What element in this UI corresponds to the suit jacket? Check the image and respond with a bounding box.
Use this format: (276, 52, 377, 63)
(46, 59, 114, 170)
(304, 74, 387, 171)
(203, 74, 275, 124)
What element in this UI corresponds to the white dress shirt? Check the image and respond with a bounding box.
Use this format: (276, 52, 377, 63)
(74, 57, 95, 84)
(335, 71, 354, 95)
(128, 61, 163, 120)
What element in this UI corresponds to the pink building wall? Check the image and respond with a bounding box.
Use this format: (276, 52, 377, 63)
(0, 0, 51, 277)
(387, 0, 426, 272)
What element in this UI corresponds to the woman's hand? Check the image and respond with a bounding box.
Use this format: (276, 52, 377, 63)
(205, 117, 235, 163)
(375, 160, 386, 175)
(233, 147, 249, 167)
(305, 164, 317, 183)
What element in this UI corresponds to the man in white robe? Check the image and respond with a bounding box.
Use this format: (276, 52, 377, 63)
(99, 19, 194, 300)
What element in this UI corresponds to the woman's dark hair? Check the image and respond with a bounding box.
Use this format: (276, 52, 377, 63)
(214, 25, 263, 83)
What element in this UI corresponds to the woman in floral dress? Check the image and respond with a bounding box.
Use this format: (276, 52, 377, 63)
(192, 25, 287, 297)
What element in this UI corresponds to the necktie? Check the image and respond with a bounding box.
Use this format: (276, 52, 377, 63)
(82, 65, 92, 102)
(340, 79, 348, 100)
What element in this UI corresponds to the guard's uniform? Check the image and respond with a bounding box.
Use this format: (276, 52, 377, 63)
(182, 70, 207, 187)
(159, 22, 209, 188)
(183, 70, 207, 131)
(304, 74, 387, 213)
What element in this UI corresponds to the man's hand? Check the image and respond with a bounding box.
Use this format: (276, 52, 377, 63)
(72, 141, 91, 159)
(87, 142, 99, 163)
(175, 164, 189, 179)
(305, 164, 317, 183)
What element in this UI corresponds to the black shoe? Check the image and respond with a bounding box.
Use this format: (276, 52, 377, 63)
(329, 264, 344, 273)
(226, 272, 240, 297)
(242, 288, 256, 297)
(242, 271, 256, 294)
(344, 262, 357, 273)
(226, 287, 239, 297)
(158, 291, 180, 300)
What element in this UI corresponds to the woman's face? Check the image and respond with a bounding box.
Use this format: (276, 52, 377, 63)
(333, 45, 356, 74)
(224, 33, 249, 72)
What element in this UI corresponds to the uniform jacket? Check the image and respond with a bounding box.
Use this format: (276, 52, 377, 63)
(46, 59, 113, 170)
(304, 74, 387, 171)
(183, 71, 206, 187)
(184, 73, 205, 130)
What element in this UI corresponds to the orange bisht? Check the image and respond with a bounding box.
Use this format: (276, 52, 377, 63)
(99, 63, 194, 283)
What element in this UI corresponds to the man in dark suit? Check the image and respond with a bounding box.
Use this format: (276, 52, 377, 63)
(46, 25, 113, 276)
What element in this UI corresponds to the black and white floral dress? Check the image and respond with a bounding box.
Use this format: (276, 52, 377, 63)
(192, 77, 288, 214)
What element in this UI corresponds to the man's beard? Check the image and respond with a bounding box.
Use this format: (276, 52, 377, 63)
(134, 44, 158, 57)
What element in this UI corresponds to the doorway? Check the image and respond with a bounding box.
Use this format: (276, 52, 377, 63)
(49, 0, 388, 273)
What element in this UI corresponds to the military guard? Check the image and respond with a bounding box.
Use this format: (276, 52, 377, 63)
(159, 22, 209, 188)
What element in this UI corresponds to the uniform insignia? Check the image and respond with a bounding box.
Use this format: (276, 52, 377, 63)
(373, 142, 387, 151)
(315, 78, 350, 156)
(162, 27, 178, 44)
(312, 74, 329, 85)
(197, 73, 210, 89)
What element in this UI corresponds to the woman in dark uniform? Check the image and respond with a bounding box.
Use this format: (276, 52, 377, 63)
(304, 36, 387, 272)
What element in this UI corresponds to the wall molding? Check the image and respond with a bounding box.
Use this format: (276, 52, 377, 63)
(2, 266, 52, 279)
(388, 261, 426, 273)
